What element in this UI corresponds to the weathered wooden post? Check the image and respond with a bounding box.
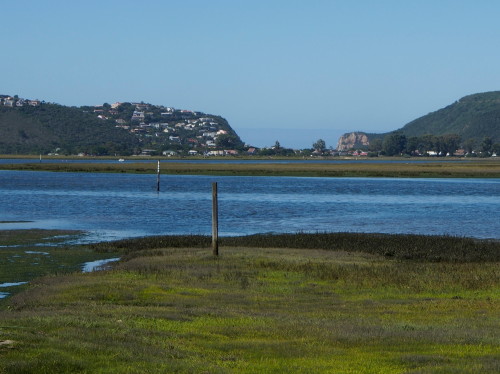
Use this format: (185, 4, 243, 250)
(156, 160, 160, 192)
(212, 182, 219, 256)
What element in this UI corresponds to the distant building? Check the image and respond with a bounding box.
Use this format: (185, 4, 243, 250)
(162, 150, 177, 156)
(131, 111, 145, 122)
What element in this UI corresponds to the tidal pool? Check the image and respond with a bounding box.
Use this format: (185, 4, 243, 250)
(81, 258, 120, 273)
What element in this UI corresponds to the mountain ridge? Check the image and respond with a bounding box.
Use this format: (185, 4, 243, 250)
(337, 91, 500, 151)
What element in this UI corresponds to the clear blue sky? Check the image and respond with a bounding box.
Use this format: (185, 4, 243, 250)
(2, 0, 500, 148)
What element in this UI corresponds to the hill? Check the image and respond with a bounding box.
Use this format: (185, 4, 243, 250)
(0, 102, 139, 155)
(399, 91, 500, 140)
(337, 91, 500, 151)
(0, 95, 243, 156)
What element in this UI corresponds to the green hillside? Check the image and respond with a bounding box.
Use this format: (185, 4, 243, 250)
(399, 91, 500, 142)
(0, 96, 243, 156)
(0, 103, 139, 155)
(337, 91, 500, 154)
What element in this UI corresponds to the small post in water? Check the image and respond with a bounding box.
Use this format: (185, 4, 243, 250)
(156, 160, 160, 192)
(212, 182, 219, 256)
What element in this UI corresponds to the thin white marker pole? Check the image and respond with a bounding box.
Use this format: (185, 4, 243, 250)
(156, 160, 160, 192)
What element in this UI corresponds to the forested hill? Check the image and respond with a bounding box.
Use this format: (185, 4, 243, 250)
(337, 91, 500, 151)
(397, 91, 500, 141)
(0, 103, 139, 155)
(0, 96, 243, 155)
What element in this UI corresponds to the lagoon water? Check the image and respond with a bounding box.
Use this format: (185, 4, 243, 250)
(0, 170, 499, 241)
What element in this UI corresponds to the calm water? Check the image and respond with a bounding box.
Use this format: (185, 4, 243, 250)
(0, 170, 499, 241)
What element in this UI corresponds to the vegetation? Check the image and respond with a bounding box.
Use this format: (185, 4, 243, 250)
(91, 232, 500, 263)
(313, 139, 326, 153)
(361, 91, 500, 153)
(399, 91, 500, 142)
(1, 158, 500, 178)
(381, 133, 466, 157)
(3, 91, 500, 158)
(1, 231, 499, 373)
(0, 104, 139, 155)
(257, 141, 297, 157)
(0, 97, 243, 156)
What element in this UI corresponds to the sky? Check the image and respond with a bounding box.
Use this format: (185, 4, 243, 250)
(2, 0, 500, 149)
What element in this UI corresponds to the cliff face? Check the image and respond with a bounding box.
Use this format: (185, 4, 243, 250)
(336, 132, 370, 151)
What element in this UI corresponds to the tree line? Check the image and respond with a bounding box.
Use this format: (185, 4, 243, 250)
(378, 133, 499, 157)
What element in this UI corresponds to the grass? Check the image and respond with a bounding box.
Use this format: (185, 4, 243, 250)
(1, 158, 500, 178)
(91, 232, 500, 262)
(0, 232, 499, 373)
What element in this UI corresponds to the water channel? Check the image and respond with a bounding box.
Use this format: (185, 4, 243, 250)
(1, 170, 498, 241)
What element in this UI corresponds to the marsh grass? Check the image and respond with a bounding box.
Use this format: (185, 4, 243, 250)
(1, 159, 500, 178)
(91, 232, 500, 262)
(1, 234, 498, 373)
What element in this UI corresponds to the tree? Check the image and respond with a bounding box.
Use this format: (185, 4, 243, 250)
(492, 143, 500, 155)
(215, 134, 239, 148)
(274, 140, 281, 150)
(313, 139, 326, 152)
(419, 134, 435, 154)
(406, 137, 420, 155)
(368, 138, 383, 152)
(441, 134, 461, 156)
(463, 138, 476, 154)
(382, 133, 407, 156)
(481, 137, 493, 154)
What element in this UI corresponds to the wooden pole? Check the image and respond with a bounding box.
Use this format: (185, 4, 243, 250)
(212, 182, 219, 256)
(156, 160, 160, 192)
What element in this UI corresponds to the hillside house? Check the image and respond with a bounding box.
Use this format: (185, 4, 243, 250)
(162, 150, 177, 156)
(140, 149, 156, 156)
(206, 150, 224, 156)
(131, 111, 145, 122)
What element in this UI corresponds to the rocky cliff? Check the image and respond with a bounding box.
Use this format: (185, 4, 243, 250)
(336, 132, 370, 151)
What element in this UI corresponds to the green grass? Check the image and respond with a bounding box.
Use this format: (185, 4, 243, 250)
(0, 233, 498, 373)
